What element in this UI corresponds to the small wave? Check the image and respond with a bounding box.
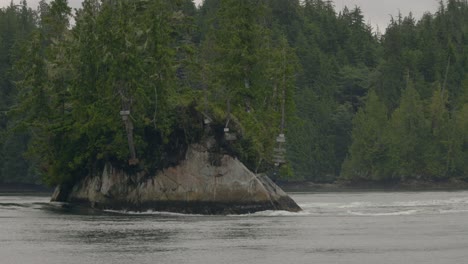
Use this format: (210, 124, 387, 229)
(299, 202, 341, 208)
(104, 209, 313, 217)
(104, 209, 203, 217)
(438, 209, 468, 214)
(337, 202, 373, 209)
(242, 210, 313, 217)
(299, 197, 468, 211)
(347, 209, 419, 216)
(392, 198, 468, 207)
(0, 203, 27, 207)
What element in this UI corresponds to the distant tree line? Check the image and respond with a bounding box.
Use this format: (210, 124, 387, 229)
(0, 0, 467, 185)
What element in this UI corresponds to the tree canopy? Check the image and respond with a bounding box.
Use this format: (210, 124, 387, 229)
(1, 0, 468, 185)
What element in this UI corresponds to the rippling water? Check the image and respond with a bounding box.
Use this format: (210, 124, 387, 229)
(1, 191, 468, 264)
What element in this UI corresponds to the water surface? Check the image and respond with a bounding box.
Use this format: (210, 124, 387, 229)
(1, 191, 467, 264)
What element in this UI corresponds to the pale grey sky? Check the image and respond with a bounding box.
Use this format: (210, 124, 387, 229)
(333, 0, 439, 32)
(0, 0, 202, 9)
(1, 0, 440, 31)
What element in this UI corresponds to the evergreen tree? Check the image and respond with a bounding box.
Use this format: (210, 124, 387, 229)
(2, 0, 468, 185)
(341, 91, 389, 181)
(386, 83, 429, 180)
(0, 1, 37, 183)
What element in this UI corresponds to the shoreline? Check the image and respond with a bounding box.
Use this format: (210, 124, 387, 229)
(2, 180, 468, 194)
(0, 183, 53, 193)
(278, 179, 468, 192)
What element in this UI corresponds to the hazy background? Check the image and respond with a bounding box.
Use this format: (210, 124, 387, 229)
(0, 0, 440, 32)
(334, 0, 439, 32)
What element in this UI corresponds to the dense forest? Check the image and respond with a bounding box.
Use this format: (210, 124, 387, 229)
(1, 0, 468, 186)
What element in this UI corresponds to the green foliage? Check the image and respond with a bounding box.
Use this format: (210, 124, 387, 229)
(386, 83, 429, 180)
(2, 0, 468, 185)
(451, 104, 468, 179)
(0, 2, 36, 183)
(8, 0, 203, 185)
(341, 91, 389, 181)
(198, 0, 298, 172)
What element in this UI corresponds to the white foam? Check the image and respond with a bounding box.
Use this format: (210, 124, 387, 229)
(100, 196, 468, 217)
(300, 197, 468, 210)
(347, 209, 419, 216)
(104, 208, 315, 217)
(438, 209, 468, 214)
(338, 202, 373, 209)
(0, 205, 25, 210)
(299, 202, 342, 208)
(243, 210, 313, 217)
(392, 198, 468, 207)
(104, 209, 203, 217)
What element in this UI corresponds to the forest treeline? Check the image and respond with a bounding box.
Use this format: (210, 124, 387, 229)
(0, 0, 467, 185)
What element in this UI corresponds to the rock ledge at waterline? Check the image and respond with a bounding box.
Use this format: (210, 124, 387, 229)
(51, 139, 301, 214)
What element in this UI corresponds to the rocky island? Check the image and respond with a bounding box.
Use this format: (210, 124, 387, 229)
(51, 137, 301, 214)
(5, 0, 303, 214)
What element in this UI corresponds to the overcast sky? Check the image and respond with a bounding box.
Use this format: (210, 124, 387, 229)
(333, 0, 439, 32)
(1, 0, 440, 32)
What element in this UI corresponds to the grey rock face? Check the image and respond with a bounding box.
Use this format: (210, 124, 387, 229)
(51, 140, 301, 214)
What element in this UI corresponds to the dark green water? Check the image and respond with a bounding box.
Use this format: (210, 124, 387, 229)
(1, 191, 468, 264)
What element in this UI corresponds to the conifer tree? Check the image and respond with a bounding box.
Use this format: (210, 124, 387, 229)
(341, 91, 389, 181)
(386, 83, 429, 180)
(0, 1, 37, 183)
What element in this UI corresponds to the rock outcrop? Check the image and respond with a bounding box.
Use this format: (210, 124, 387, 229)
(51, 138, 302, 214)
